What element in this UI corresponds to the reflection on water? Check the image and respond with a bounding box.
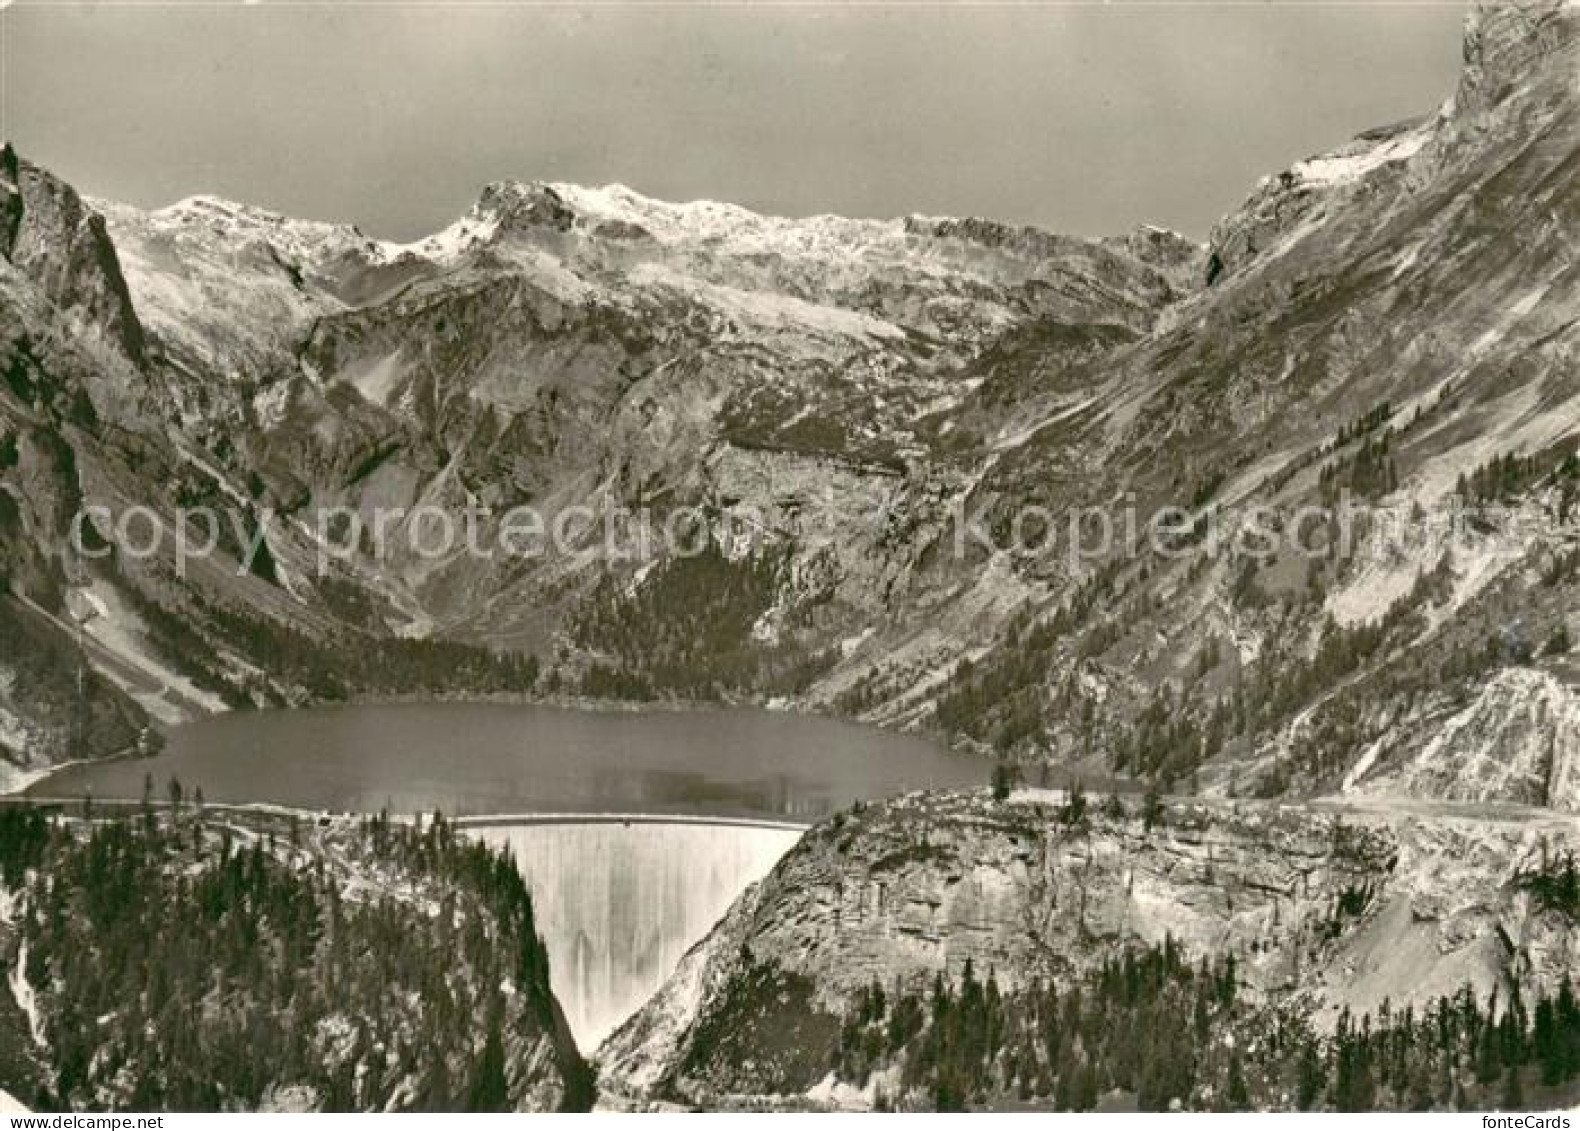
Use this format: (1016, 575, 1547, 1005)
(33, 701, 985, 821)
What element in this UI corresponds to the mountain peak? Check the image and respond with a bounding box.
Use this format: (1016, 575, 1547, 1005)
(1, 146, 147, 364)
(465, 178, 846, 248)
(1455, 0, 1578, 116)
(147, 193, 349, 239)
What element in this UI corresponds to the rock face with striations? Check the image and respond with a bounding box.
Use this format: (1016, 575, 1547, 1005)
(1, 147, 146, 366)
(1361, 668, 1580, 811)
(600, 791, 1580, 1103)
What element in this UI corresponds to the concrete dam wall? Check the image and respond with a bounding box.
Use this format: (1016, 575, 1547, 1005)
(472, 819, 803, 1048)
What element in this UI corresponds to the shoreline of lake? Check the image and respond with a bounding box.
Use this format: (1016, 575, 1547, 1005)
(28, 700, 991, 822)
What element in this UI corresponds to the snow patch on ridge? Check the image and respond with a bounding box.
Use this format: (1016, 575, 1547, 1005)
(1323, 501, 1529, 631)
(7, 937, 46, 1051)
(627, 262, 904, 342)
(1413, 380, 1580, 501)
(389, 209, 501, 263)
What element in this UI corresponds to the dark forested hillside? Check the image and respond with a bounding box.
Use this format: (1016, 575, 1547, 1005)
(829, 941, 1580, 1112)
(0, 802, 593, 1112)
(570, 540, 836, 701)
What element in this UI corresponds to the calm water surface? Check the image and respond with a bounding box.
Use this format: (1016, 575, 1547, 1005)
(32, 702, 985, 821)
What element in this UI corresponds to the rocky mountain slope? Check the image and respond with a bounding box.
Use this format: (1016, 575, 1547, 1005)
(582, 4, 1580, 1078)
(600, 789, 1580, 1107)
(0, 115, 1200, 787)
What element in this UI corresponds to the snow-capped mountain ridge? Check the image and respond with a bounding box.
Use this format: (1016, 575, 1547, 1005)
(108, 175, 1202, 299)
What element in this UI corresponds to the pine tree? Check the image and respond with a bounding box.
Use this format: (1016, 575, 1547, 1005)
(1142, 787, 1166, 832)
(1227, 1052, 1249, 1110)
(1296, 1041, 1324, 1111)
(467, 1013, 511, 1112)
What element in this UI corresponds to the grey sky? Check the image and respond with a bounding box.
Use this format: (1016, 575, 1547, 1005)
(0, 2, 1463, 241)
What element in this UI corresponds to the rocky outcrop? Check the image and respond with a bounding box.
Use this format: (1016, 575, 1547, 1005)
(0, 147, 146, 366)
(0, 1, 1574, 1110)
(601, 791, 1580, 1103)
(0, 599, 147, 791)
(1454, 0, 1578, 116)
(1365, 668, 1580, 811)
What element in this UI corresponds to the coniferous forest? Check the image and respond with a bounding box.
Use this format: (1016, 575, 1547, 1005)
(0, 803, 594, 1112)
(831, 939, 1580, 1112)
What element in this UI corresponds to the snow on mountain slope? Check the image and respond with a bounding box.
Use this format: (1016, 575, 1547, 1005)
(1322, 496, 1538, 630)
(1290, 121, 1434, 187)
(146, 195, 389, 273)
(99, 172, 1193, 480)
(96, 196, 357, 380)
(387, 208, 501, 264)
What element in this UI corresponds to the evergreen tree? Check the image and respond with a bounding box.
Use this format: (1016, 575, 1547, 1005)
(467, 1013, 511, 1113)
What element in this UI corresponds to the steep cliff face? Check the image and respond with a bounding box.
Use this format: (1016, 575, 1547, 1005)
(832, 0, 1580, 800)
(87, 169, 1195, 651)
(601, 791, 1580, 1104)
(1357, 668, 1580, 811)
(0, 231, 155, 787)
(1, 148, 146, 367)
